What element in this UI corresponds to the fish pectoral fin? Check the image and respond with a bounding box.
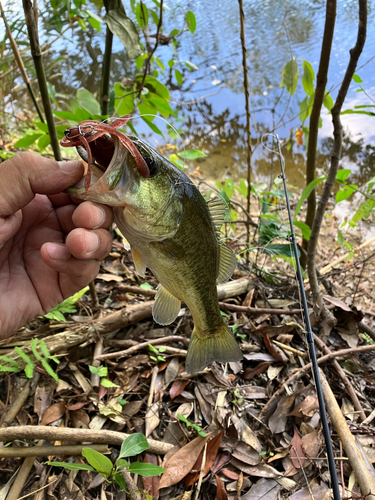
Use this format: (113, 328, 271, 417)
(207, 197, 227, 234)
(152, 285, 181, 325)
(131, 246, 147, 277)
(185, 323, 243, 374)
(217, 243, 237, 284)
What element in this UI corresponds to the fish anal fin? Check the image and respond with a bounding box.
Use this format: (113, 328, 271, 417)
(131, 246, 147, 277)
(207, 197, 227, 234)
(152, 285, 181, 326)
(185, 323, 243, 374)
(217, 244, 237, 284)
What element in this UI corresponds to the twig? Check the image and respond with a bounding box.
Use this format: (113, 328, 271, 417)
(22, 0, 61, 160)
(0, 0, 44, 122)
(97, 336, 189, 361)
(138, 0, 163, 95)
(0, 426, 174, 454)
(237, 0, 252, 259)
(302, 0, 337, 266)
(100, 0, 115, 115)
(320, 369, 375, 500)
(259, 343, 375, 421)
(16, 478, 59, 500)
(194, 443, 207, 500)
(1, 373, 39, 427)
(105, 339, 187, 356)
(117, 284, 157, 297)
(0, 444, 109, 458)
(358, 321, 375, 342)
(362, 407, 375, 425)
(89, 280, 98, 307)
(272, 340, 309, 357)
(91, 337, 103, 387)
(121, 471, 141, 500)
(219, 302, 302, 315)
(313, 334, 366, 422)
(320, 236, 375, 275)
(6, 440, 44, 500)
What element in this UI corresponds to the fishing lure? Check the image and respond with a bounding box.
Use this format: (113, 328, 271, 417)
(60, 116, 149, 194)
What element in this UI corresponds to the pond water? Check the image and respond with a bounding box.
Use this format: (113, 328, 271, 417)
(2, 0, 375, 191)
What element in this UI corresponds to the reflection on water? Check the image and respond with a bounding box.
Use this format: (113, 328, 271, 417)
(2, 0, 375, 189)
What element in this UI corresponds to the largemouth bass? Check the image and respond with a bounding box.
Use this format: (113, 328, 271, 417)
(63, 122, 243, 373)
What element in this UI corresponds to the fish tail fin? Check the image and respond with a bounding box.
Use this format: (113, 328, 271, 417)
(185, 322, 243, 374)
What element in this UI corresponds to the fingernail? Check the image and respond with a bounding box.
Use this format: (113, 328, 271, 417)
(46, 243, 71, 261)
(92, 206, 106, 229)
(59, 160, 81, 173)
(84, 231, 100, 253)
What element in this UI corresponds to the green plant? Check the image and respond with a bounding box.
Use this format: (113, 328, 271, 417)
(43, 286, 89, 322)
(148, 344, 166, 363)
(0, 339, 60, 381)
(48, 433, 164, 490)
(177, 414, 207, 437)
(232, 389, 244, 405)
(89, 365, 119, 388)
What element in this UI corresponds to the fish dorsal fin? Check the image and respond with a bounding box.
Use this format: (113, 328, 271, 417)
(207, 197, 227, 234)
(131, 246, 147, 277)
(152, 285, 181, 325)
(217, 244, 237, 284)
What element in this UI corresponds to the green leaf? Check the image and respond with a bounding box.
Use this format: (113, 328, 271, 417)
(336, 187, 355, 202)
(0, 364, 21, 373)
(299, 96, 310, 125)
(14, 347, 33, 365)
(30, 339, 42, 361)
(341, 109, 375, 116)
(82, 448, 113, 477)
(24, 363, 35, 378)
(293, 221, 311, 241)
(169, 153, 185, 169)
(113, 472, 127, 490)
(140, 282, 154, 290)
(136, 74, 170, 101)
(44, 310, 66, 322)
(38, 134, 51, 152)
(100, 378, 120, 388)
(263, 244, 300, 258)
(105, 8, 141, 59)
(116, 458, 130, 469)
(302, 60, 315, 96)
(119, 434, 149, 459)
(147, 97, 175, 118)
(336, 169, 351, 182)
(142, 116, 163, 135)
(294, 176, 327, 218)
(350, 198, 375, 227)
(114, 82, 134, 115)
(186, 11, 196, 33)
(177, 149, 207, 160)
(77, 89, 101, 116)
(169, 28, 179, 38)
(128, 462, 165, 476)
(174, 69, 183, 85)
(353, 74, 363, 83)
(184, 60, 199, 71)
(14, 134, 44, 148)
(97, 366, 108, 377)
(136, 2, 149, 28)
(280, 58, 299, 96)
(48, 461, 95, 471)
(85, 8, 103, 24)
(88, 17, 101, 31)
(337, 229, 344, 247)
(54, 110, 82, 122)
(40, 358, 59, 382)
(323, 92, 333, 112)
(149, 9, 159, 26)
(0, 356, 20, 370)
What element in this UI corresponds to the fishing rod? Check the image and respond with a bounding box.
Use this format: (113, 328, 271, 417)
(264, 133, 341, 500)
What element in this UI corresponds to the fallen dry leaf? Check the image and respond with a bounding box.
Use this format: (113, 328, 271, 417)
(242, 478, 281, 500)
(290, 427, 305, 469)
(40, 402, 66, 426)
(289, 484, 329, 500)
(289, 395, 319, 418)
(262, 331, 285, 362)
(243, 361, 272, 380)
(268, 395, 295, 434)
(184, 431, 223, 487)
(159, 433, 212, 489)
(215, 474, 228, 500)
(170, 379, 190, 400)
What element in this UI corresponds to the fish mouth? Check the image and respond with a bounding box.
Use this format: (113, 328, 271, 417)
(66, 134, 134, 206)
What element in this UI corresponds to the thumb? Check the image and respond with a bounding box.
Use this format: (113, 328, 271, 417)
(0, 152, 84, 217)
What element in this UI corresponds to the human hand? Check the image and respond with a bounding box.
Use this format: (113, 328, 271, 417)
(0, 152, 114, 338)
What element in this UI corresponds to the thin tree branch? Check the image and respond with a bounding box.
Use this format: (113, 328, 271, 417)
(308, 0, 367, 302)
(302, 0, 337, 268)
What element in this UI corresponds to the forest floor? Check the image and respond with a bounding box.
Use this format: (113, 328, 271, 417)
(0, 176, 375, 500)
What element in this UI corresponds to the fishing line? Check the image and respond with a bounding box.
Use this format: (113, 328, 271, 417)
(261, 133, 341, 500)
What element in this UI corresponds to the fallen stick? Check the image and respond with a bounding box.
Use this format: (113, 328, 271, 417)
(0, 444, 109, 458)
(320, 236, 375, 275)
(219, 302, 302, 315)
(320, 369, 375, 500)
(97, 336, 188, 361)
(0, 426, 174, 455)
